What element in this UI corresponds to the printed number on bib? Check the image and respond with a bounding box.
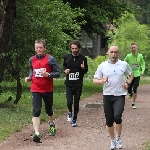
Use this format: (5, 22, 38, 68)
(34, 68, 46, 77)
(69, 72, 79, 80)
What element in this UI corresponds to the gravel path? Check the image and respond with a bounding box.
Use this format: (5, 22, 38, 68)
(0, 84, 150, 150)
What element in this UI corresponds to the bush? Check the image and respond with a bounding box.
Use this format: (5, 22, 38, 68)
(85, 55, 108, 79)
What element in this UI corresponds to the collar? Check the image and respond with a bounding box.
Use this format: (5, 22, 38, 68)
(131, 52, 138, 56)
(71, 53, 80, 57)
(108, 59, 119, 64)
(35, 54, 46, 59)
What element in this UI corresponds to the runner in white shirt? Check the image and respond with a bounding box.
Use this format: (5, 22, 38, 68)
(93, 46, 133, 150)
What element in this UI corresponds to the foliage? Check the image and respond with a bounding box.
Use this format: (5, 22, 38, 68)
(9, 0, 85, 77)
(85, 55, 108, 78)
(0, 79, 102, 142)
(129, 0, 150, 25)
(144, 141, 150, 150)
(62, 0, 136, 37)
(107, 12, 150, 74)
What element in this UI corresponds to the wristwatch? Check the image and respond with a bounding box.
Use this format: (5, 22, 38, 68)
(48, 73, 51, 77)
(126, 82, 131, 86)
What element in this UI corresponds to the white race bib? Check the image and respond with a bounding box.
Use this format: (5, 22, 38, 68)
(69, 72, 79, 80)
(34, 68, 46, 77)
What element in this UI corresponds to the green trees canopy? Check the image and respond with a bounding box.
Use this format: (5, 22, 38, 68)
(62, 0, 135, 37)
(129, 0, 150, 25)
(12, 0, 85, 61)
(2, 0, 85, 103)
(107, 12, 150, 74)
(108, 13, 150, 58)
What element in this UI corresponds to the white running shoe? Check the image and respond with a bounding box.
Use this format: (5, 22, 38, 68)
(71, 120, 77, 127)
(116, 136, 123, 149)
(67, 112, 72, 122)
(110, 139, 116, 150)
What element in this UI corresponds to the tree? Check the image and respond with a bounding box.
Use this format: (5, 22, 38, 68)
(0, 0, 16, 92)
(129, 0, 150, 25)
(62, 0, 135, 37)
(107, 12, 150, 74)
(5, 0, 85, 104)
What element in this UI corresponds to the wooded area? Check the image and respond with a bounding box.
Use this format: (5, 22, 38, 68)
(0, 0, 150, 103)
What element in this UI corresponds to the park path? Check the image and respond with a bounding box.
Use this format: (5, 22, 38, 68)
(0, 84, 150, 150)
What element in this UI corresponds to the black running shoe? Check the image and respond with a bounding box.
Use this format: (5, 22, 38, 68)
(33, 134, 41, 143)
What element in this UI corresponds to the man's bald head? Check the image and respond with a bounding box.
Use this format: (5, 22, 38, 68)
(108, 46, 119, 52)
(107, 46, 119, 64)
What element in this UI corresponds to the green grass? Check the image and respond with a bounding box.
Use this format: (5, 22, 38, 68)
(0, 78, 102, 142)
(0, 77, 150, 146)
(144, 142, 150, 150)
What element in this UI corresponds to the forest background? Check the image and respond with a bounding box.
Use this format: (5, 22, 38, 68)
(0, 0, 150, 149)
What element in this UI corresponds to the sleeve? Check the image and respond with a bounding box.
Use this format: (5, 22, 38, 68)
(140, 55, 145, 74)
(125, 62, 132, 75)
(124, 55, 128, 62)
(93, 64, 103, 79)
(29, 57, 33, 79)
(83, 56, 88, 74)
(63, 55, 67, 72)
(48, 56, 60, 78)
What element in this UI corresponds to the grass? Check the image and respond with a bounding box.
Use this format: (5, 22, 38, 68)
(145, 143, 150, 150)
(0, 78, 102, 142)
(0, 76, 150, 148)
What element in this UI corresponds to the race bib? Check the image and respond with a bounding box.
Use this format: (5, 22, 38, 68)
(69, 72, 79, 80)
(34, 68, 46, 77)
(132, 64, 139, 69)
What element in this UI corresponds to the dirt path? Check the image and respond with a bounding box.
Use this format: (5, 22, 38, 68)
(0, 84, 150, 150)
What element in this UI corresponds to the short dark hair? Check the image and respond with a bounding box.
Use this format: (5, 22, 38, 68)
(131, 42, 136, 46)
(69, 40, 82, 49)
(35, 39, 46, 47)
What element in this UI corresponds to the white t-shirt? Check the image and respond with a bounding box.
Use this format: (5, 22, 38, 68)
(94, 59, 132, 96)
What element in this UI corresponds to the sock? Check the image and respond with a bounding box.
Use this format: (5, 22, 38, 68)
(35, 132, 39, 135)
(48, 121, 54, 125)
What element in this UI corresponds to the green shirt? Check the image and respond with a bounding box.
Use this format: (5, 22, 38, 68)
(124, 53, 145, 77)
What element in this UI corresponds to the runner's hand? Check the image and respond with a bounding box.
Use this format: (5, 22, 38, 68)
(81, 61, 85, 69)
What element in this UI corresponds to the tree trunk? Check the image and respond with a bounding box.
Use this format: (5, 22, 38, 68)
(6, 56, 22, 104)
(0, 0, 16, 96)
(0, 0, 16, 77)
(0, 0, 16, 53)
(13, 77, 22, 104)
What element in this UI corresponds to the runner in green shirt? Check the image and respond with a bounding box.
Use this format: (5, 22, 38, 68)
(124, 42, 145, 109)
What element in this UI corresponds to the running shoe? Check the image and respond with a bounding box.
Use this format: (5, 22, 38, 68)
(110, 139, 116, 150)
(71, 120, 77, 127)
(116, 136, 123, 149)
(49, 124, 56, 136)
(67, 112, 72, 122)
(132, 104, 137, 109)
(33, 134, 41, 143)
(128, 93, 133, 99)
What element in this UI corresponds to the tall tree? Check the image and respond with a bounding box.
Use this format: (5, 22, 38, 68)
(108, 12, 150, 59)
(0, 0, 16, 53)
(62, 0, 134, 37)
(130, 0, 150, 25)
(0, 0, 16, 92)
(5, 0, 85, 104)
